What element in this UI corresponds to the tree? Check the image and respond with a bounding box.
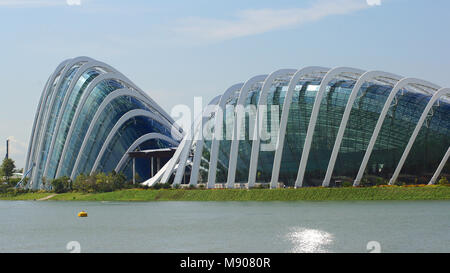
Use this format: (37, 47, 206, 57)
(1, 158, 16, 182)
(73, 173, 92, 192)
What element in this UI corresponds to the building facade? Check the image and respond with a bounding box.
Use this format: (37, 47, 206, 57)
(24, 60, 450, 189)
(24, 57, 183, 189)
(148, 67, 450, 188)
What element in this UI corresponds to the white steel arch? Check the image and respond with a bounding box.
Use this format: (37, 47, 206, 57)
(46, 59, 181, 181)
(25, 57, 181, 189)
(70, 88, 182, 180)
(156, 95, 218, 186)
(207, 83, 244, 188)
(25, 59, 70, 186)
(226, 75, 268, 188)
(354, 78, 441, 186)
(322, 71, 402, 187)
(30, 64, 77, 189)
(55, 72, 124, 178)
(90, 109, 170, 174)
(187, 129, 204, 186)
(159, 119, 197, 185)
(114, 133, 179, 173)
(429, 147, 450, 185)
(270, 66, 330, 188)
(247, 69, 296, 188)
(31, 57, 93, 188)
(389, 88, 450, 185)
(188, 96, 222, 186)
(295, 67, 365, 188)
(161, 95, 222, 186)
(24, 76, 53, 177)
(42, 60, 113, 180)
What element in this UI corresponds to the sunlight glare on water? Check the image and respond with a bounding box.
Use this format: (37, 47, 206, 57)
(286, 227, 334, 253)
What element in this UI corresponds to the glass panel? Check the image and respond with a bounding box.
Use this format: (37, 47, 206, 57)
(46, 68, 104, 180)
(72, 95, 150, 177)
(96, 116, 173, 174)
(58, 78, 125, 177)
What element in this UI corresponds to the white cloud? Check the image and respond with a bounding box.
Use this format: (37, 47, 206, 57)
(66, 0, 80, 6)
(173, 0, 373, 43)
(0, 0, 81, 6)
(367, 0, 382, 6)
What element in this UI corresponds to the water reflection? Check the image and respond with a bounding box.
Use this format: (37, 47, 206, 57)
(286, 227, 334, 253)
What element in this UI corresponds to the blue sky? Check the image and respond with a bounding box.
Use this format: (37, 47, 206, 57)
(1, 0, 449, 168)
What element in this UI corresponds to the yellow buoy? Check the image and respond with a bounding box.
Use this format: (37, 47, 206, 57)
(78, 211, 88, 217)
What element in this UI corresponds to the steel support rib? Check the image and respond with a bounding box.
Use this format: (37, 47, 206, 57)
(295, 67, 365, 188)
(31, 63, 77, 189)
(31, 57, 92, 188)
(42, 59, 113, 180)
(389, 88, 450, 185)
(25, 59, 70, 173)
(207, 83, 244, 188)
(188, 129, 203, 186)
(24, 76, 51, 177)
(171, 118, 198, 186)
(160, 96, 221, 185)
(270, 66, 330, 188)
(172, 136, 194, 186)
(24, 77, 51, 181)
(114, 133, 179, 173)
(175, 96, 224, 186)
(429, 147, 450, 185)
(90, 109, 170, 174)
(53, 63, 182, 179)
(188, 96, 222, 186)
(70, 88, 181, 180)
(54, 72, 123, 178)
(354, 78, 440, 186)
(26, 60, 70, 188)
(322, 71, 402, 187)
(247, 69, 296, 188)
(226, 75, 268, 188)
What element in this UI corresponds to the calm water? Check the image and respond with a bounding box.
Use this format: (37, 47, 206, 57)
(0, 200, 449, 253)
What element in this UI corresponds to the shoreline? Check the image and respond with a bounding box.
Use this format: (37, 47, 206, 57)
(1, 186, 450, 202)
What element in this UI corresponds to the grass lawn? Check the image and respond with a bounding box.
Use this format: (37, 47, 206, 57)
(1, 186, 449, 201)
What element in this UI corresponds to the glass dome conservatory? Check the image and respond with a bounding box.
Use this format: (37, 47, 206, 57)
(149, 67, 450, 188)
(23, 60, 450, 189)
(24, 57, 183, 189)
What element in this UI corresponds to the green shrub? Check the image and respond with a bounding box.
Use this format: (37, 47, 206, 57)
(438, 176, 449, 185)
(152, 183, 162, 190)
(375, 177, 388, 186)
(0, 183, 10, 194)
(50, 176, 71, 193)
(72, 171, 127, 193)
(342, 181, 353, 187)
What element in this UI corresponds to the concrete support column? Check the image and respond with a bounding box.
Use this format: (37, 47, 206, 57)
(132, 158, 136, 184)
(151, 157, 154, 177)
